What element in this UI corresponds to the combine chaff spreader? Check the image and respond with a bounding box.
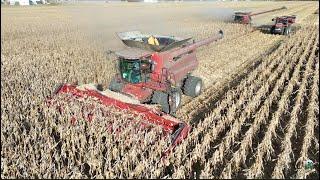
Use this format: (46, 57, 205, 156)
(49, 30, 224, 147)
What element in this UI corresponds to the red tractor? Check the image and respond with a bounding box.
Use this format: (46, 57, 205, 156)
(109, 30, 224, 114)
(270, 15, 296, 35)
(233, 6, 287, 25)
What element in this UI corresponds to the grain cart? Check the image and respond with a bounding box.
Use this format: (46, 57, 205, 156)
(234, 6, 287, 24)
(270, 15, 296, 35)
(49, 30, 224, 148)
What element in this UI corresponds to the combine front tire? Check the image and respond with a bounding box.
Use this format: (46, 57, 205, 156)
(168, 89, 182, 114)
(109, 78, 123, 92)
(152, 91, 170, 114)
(270, 26, 275, 34)
(183, 76, 203, 97)
(152, 89, 182, 115)
(284, 26, 291, 35)
(283, 28, 289, 35)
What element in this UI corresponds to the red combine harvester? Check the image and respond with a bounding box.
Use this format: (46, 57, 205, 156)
(51, 30, 224, 148)
(233, 6, 287, 24)
(270, 15, 296, 35)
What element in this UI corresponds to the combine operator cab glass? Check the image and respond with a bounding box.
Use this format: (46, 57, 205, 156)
(278, 19, 288, 24)
(120, 59, 141, 83)
(119, 59, 152, 83)
(234, 15, 243, 22)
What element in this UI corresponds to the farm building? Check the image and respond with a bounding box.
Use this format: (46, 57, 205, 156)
(9, 0, 29, 5)
(9, 0, 46, 5)
(144, 0, 158, 2)
(122, 0, 155, 1)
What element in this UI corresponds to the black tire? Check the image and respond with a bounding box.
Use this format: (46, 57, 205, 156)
(168, 89, 182, 114)
(282, 27, 289, 36)
(286, 26, 292, 35)
(152, 89, 182, 114)
(152, 91, 170, 114)
(183, 76, 203, 97)
(270, 26, 275, 34)
(283, 28, 289, 35)
(108, 77, 123, 92)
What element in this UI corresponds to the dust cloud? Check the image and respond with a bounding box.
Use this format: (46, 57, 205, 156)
(194, 8, 235, 22)
(64, 3, 235, 50)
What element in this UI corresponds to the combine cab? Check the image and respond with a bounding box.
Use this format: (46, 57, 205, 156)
(270, 15, 296, 35)
(49, 30, 224, 149)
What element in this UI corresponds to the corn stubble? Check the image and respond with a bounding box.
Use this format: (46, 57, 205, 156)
(1, 4, 319, 179)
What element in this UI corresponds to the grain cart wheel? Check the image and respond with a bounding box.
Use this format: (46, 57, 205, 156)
(108, 77, 123, 92)
(183, 76, 203, 97)
(152, 91, 170, 114)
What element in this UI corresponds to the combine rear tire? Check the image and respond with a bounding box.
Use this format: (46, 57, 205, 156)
(109, 78, 123, 92)
(183, 76, 203, 97)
